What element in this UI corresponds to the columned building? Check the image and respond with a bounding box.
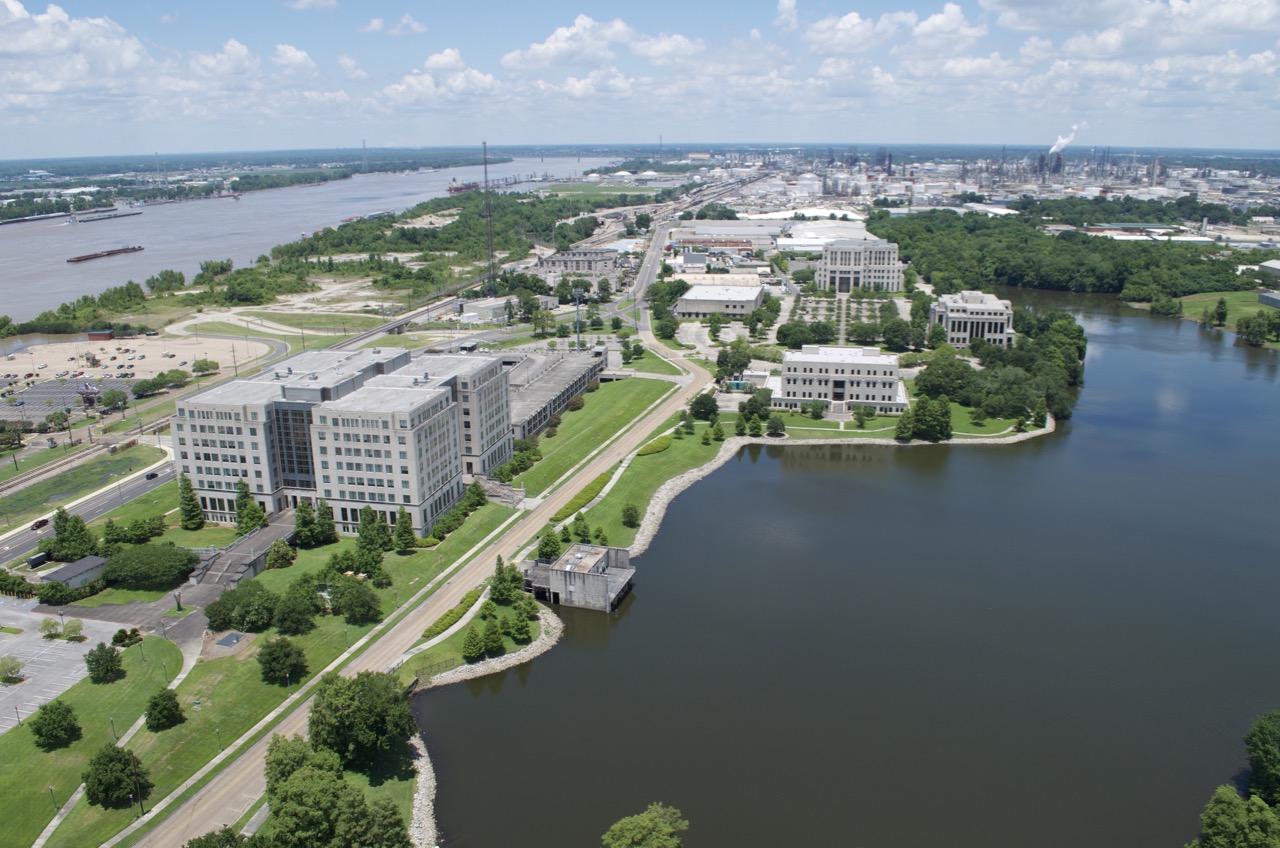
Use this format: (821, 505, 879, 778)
(929, 291, 1015, 348)
(769, 345, 908, 415)
(816, 238, 905, 293)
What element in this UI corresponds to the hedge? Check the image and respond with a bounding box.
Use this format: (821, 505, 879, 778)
(552, 471, 613, 522)
(422, 588, 484, 640)
(636, 436, 672, 457)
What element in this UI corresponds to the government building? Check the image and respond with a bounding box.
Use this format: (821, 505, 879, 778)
(768, 345, 909, 415)
(816, 237, 905, 293)
(929, 291, 1015, 349)
(173, 348, 511, 536)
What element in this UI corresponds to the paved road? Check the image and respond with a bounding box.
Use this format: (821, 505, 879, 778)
(127, 233, 713, 848)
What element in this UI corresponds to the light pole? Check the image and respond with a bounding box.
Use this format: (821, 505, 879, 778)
(48, 786, 56, 814)
(573, 287, 584, 351)
(110, 716, 117, 740)
(137, 639, 145, 662)
(215, 727, 222, 752)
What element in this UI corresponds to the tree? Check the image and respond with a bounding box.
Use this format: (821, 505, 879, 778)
(333, 578, 382, 625)
(145, 687, 184, 731)
(85, 642, 124, 683)
(927, 322, 949, 349)
(0, 655, 22, 683)
(882, 317, 913, 351)
(537, 533, 562, 562)
(62, 618, 83, 640)
(690, 392, 718, 420)
(83, 744, 152, 808)
(234, 479, 267, 534)
(40, 507, 97, 562)
(712, 421, 725, 441)
(488, 555, 523, 605)
(313, 499, 338, 545)
(45, 410, 68, 431)
(100, 388, 127, 413)
(393, 507, 416, 552)
(29, 699, 81, 750)
(309, 671, 415, 768)
(621, 504, 641, 528)
(483, 617, 505, 657)
(1214, 297, 1229, 327)
(178, 473, 204, 531)
(895, 407, 916, 441)
(104, 543, 198, 589)
(747, 417, 762, 437)
(39, 617, 61, 638)
(358, 506, 394, 554)
(766, 415, 786, 436)
(274, 590, 317, 636)
(853, 404, 872, 428)
(192, 358, 220, 374)
(258, 637, 309, 686)
(461, 626, 485, 662)
(734, 416, 747, 437)
(266, 539, 295, 571)
(1247, 712, 1280, 805)
(601, 802, 689, 848)
(183, 827, 266, 848)
(293, 499, 318, 547)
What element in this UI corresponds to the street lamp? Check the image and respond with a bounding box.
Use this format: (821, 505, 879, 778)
(48, 786, 57, 814)
(216, 727, 222, 751)
(110, 716, 117, 740)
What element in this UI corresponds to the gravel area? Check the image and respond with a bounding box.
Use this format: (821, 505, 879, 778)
(407, 733, 438, 848)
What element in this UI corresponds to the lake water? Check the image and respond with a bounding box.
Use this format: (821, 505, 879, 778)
(0, 157, 617, 322)
(414, 296, 1280, 848)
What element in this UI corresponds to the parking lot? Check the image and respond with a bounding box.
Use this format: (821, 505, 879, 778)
(0, 376, 134, 424)
(0, 596, 122, 737)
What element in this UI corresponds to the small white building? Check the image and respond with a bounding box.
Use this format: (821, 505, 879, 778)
(674, 285, 764, 319)
(770, 345, 908, 415)
(929, 291, 1015, 349)
(816, 238, 905, 293)
(460, 294, 558, 324)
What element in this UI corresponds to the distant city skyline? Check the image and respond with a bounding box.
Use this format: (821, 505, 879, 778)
(3, 0, 1278, 159)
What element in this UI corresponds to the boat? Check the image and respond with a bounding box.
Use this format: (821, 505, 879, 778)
(447, 181, 481, 194)
(67, 246, 144, 263)
(71, 210, 143, 223)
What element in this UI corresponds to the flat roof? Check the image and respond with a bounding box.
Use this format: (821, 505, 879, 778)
(319, 384, 449, 413)
(554, 543, 609, 573)
(679, 285, 763, 301)
(784, 345, 898, 365)
(508, 354, 601, 423)
(186, 347, 412, 407)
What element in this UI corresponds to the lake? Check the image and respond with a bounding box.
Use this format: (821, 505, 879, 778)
(0, 156, 617, 323)
(415, 295, 1280, 848)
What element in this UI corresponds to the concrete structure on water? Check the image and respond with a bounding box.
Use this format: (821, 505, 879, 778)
(173, 348, 511, 536)
(768, 345, 909, 415)
(523, 543, 634, 611)
(929, 291, 1015, 349)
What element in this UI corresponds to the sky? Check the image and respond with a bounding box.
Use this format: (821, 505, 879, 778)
(2, 0, 1279, 159)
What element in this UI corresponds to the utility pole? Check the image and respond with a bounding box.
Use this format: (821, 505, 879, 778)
(482, 141, 496, 295)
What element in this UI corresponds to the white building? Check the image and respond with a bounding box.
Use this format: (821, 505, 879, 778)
(173, 348, 511, 536)
(816, 237, 905, 293)
(460, 294, 558, 324)
(929, 291, 1015, 349)
(673, 285, 764, 319)
(769, 345, 908, 414)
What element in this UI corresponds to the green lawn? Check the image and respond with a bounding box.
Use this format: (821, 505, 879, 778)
(186, 321, 352, 355)
(626, 354, 683, 376)
(1175, 290, 1280, 345)
(0, 443, 91, 485)
(516, 379, 673, 496)
(585, 418, 725, 549)
(538, 183, 657, 198)
(84, 480, 240, 549)
(0, 637, 180, 848)
(242, 311, 385, 333)
(400, 603, 541, 685)
(71, 588, 170, 608)
(100, 400, 176, 434)
(0, 444, 166, 527)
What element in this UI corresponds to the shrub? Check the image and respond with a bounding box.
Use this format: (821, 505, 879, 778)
(144, 687, 184, 731)
(103, 543, 198, 590)
(552, 472, 613, 522)
(566, 395, 585, 411)
(422, 589, 484, 640)
(636, 436, 672, 457)
(257, 637, 308, 686)
(85, 642, 124, 683)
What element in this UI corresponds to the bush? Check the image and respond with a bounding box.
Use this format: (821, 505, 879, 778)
(104, 543, 198, 590)
(36, 581, 72, 606)
(621, 504, 641, 528)
(265, 539, 295, 570)
(566, 395, 585, 411)
(551, 471, 613, 522)
(29, 699, 82, 750)
(85, 642, 124, 683)
(257, 636, 308, 686)
(144, 687, 184, 732)
(0, 655, 22, 682)
(422, 589, 483, 640)
(636, 436, 672, 457)
(205, 580, 280, 633)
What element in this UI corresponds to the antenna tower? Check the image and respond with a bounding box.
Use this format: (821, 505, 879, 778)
(483, 141, 496, 294)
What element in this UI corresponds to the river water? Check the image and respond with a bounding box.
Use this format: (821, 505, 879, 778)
(0, 157, 616, 322)
(414, 295, 1280, 848)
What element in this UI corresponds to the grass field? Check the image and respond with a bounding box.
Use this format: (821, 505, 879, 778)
(1, 444, 166, 527)
(1173, 291, 1280, 347)
(0, 637, 181, 848)
(516, 379, 673, 496)
(71, 588, 169, 608)
(400, 604, 541, 684)
(242, 311, 385, 333)
(83, 480, 241, 549)
(100, 400, 176, 434)
(185, 321, 353, 355)
(626, 354, 683, 376)
(0, 443, 91, 485)
(537, 183, 657, 198)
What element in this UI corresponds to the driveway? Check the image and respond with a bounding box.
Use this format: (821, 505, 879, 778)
(0, 597, 122, 736)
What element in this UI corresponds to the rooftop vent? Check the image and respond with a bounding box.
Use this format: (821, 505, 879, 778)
(308, 373, 318, 380)
(372, 348, 381, 354)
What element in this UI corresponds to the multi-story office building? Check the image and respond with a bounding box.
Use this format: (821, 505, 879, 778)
(173, 348, 511, 535)
(929, 291, 1015, 348)
(816, 237, 905, 293)
(769, 345, 909, 415)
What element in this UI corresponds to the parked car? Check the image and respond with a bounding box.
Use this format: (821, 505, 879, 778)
(30, 518, 49, 530)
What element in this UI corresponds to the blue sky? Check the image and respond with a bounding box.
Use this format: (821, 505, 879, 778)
(2, 0, 1278, 158)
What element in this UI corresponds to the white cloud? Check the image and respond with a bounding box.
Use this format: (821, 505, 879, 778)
(188, 39, 260, 78)
(388, 13, 426, 35)
(774, 0, 797, 31)
(358, 17, 384, 33)
(382, 51, 499, 104)
(907, 3, 986, 52)
(337, 54, 367, 80)
(631, 32, 705, 65)
(977, 0, 1147, 31)
(285, 0, 336, 9)
(272, 43, 316, 73)
(501, 14, 633, 69)
(805, 10, 916, 54)
(424, 48, 465, 71)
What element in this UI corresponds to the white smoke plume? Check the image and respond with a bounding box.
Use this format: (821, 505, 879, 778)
(1050, 122, 1087, 154)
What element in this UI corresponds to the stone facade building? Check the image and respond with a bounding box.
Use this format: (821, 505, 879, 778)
(816, 237, 905, 293)
(929, 291, 1015, 349)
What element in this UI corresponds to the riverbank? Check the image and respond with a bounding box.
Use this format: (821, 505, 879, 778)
(630, 418, 1056, 557)
(408, 608, 564, 847)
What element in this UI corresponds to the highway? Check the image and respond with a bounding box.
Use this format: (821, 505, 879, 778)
(125, 211, 714, 848)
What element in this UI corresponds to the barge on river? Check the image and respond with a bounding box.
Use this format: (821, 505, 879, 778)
(66, 245, 144, 263)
